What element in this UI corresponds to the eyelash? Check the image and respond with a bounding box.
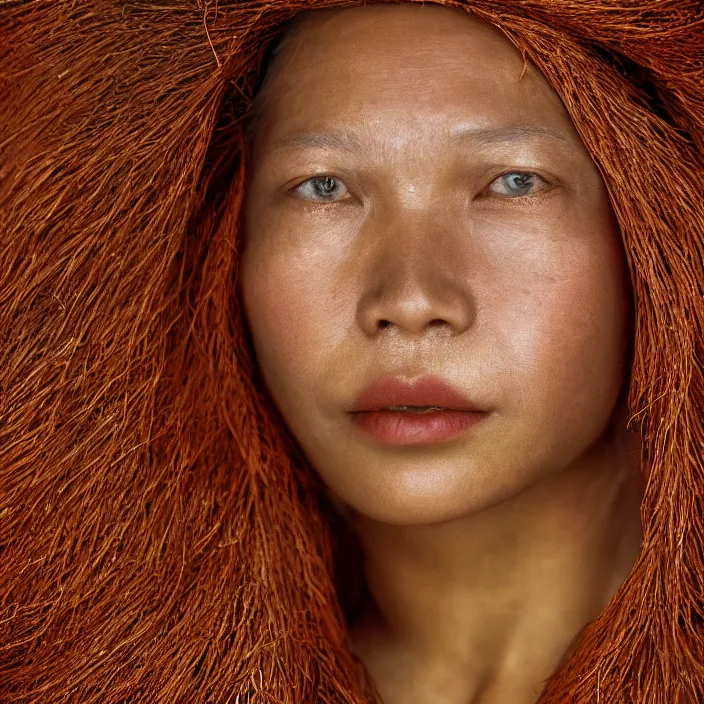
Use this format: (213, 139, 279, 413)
(291, 175, 347, 202)
(289, 171, 552, 202)
(486, 171, 551, 198)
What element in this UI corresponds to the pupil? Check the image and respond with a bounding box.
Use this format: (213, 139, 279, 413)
(317, 177, 336, 193)
(510, 173, 531, 189)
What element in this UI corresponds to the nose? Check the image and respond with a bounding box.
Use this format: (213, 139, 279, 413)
(355, 209, 477, 339)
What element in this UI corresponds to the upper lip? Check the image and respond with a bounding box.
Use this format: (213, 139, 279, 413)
(350, 375, 484, 413)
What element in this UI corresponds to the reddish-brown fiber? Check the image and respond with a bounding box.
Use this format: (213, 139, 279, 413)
(0, 1, 702, 702)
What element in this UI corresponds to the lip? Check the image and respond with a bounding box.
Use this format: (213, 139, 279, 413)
(348, 375, 488, 446)
(350, 375, 483, 413)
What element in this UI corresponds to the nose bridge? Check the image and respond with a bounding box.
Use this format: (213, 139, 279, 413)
(356, 201, 476, 337)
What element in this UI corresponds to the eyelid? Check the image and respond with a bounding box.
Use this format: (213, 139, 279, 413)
(483, 170, 553, 197)
(287, 173, 351, 202)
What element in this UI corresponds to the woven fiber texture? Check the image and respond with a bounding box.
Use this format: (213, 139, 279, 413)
(0, 1, 702, 702)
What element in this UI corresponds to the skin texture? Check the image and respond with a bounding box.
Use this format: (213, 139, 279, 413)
(240, 5, 644, 703)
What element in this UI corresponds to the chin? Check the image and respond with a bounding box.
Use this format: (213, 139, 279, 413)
(332, 452, 531, 526)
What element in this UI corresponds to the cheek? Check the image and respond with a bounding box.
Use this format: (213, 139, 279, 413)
(239, 237, 340, 410)
(488, 229, 630, 442)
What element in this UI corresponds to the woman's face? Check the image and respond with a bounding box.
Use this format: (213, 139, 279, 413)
(240, 4, 631, 525)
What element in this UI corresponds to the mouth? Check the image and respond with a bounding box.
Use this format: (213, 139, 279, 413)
(381, 405, 448, 413)
(349, 375, 488, 445)
(350, 374, 484, 414)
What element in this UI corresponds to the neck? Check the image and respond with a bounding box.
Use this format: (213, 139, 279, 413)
(348, 424, 644, 704)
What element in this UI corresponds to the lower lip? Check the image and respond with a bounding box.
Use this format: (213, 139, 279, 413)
(350, 409, 486, 445)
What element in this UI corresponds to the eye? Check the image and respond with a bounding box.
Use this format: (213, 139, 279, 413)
(291, 175, 350, 202)
(486, 171, 549, 197)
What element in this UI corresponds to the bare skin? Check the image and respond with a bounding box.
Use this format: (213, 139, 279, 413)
(241, 5, 644, 703)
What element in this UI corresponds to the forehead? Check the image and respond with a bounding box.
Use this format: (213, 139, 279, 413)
(252, 4, 577, 150)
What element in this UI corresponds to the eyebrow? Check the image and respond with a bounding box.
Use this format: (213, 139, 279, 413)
(268, 124, 579, 154)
